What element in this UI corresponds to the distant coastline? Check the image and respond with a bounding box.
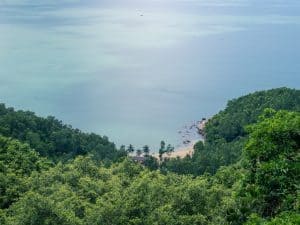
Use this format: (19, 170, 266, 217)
(153, 118, 207, 159)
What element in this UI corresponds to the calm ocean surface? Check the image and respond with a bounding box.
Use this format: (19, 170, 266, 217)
(0, 0, 300, 150)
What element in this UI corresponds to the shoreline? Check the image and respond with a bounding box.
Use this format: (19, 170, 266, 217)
(152, 139, 201, 159)
(167, 140, 199, 158)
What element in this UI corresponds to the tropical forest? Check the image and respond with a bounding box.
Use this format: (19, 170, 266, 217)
(0, 87, 299, 225)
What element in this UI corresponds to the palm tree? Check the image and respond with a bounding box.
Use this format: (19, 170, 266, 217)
(127, 144, 135, 154)
(166, 144, 174, 156)
(136, 149, 142, 157)
(143, 145, 150, 156)
(159, 141, 166, 161)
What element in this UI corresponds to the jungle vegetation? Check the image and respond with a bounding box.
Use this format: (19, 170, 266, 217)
(0, 87, 299, 225)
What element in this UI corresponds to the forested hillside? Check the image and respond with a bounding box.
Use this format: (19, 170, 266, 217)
(162, 87, 300, 175)
(0, 87, 299, 225)
(0, 104, 126, 162)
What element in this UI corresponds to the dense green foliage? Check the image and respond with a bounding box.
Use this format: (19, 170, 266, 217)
(1, 153, 244, 225)
(205, 88, 300, 142)
(241, 109, 299, 218)
(0, 88, 299, 224)
(163, 88, 300, 175)
(0, 136, 50, 209)
(0, 104, 126, 161)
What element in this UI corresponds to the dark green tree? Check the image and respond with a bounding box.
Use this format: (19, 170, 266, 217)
(127, 144, 135, 154)
(166, 144, 174, 156)
(142, 145, 150, 156)
(159, 141, 166, 161)
(136, 149, 142, 157)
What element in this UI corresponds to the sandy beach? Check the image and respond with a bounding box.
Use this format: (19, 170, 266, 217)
(152, 140, 200, 159)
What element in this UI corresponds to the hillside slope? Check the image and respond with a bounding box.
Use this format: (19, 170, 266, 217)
(163, 87, 300, 175)
(0, 104, 126, 162)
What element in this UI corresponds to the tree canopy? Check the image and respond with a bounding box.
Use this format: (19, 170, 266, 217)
(163, 87, 300, 175)
(0, 88, 299, 225)
(0, 104, 126, 162)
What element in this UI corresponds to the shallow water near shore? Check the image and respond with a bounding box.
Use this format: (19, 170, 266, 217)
(0, 0, 300, 150)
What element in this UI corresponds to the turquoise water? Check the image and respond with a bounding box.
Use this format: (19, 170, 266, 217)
(0, 0, 300, 150)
